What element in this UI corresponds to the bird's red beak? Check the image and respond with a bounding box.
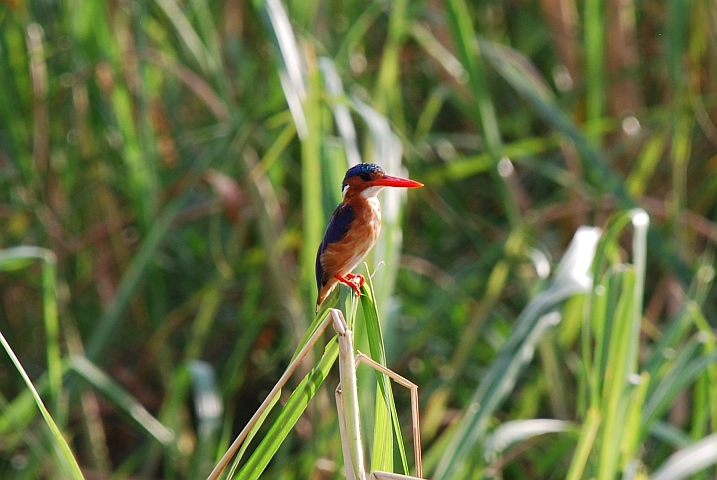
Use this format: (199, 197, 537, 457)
(369, 175, 423, 189)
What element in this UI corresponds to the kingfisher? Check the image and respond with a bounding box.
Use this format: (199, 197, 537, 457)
(315, 163, 423, 312)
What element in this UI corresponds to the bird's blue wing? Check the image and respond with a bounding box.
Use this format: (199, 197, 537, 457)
(324, 203, 355, 245)
(316, 203, 355, 289)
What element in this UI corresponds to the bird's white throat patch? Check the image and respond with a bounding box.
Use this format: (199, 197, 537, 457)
(360, 186, 384, 198)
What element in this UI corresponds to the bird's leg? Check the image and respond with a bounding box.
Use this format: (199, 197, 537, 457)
(335, 273, 365, 297)
(344, 273, 365, 288)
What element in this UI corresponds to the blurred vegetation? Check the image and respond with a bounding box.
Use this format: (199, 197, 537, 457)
(1, 0, 717, 478)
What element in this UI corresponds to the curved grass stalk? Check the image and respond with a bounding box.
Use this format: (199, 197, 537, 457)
(0, 332, 83, 479)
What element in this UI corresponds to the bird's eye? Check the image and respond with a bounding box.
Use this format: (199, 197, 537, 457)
(359, 172, 372, 181)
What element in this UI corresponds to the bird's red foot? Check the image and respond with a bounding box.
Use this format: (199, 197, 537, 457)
(335, 273, 365, 297)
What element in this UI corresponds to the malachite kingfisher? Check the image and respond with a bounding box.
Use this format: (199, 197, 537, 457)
(315, 163, 423, 312)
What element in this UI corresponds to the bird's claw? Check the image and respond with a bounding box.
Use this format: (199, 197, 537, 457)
(335, 273, 365, 297)
(345, 273, 365, 296)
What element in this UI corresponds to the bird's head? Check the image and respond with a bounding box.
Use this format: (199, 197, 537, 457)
(341, 163, 423, 199)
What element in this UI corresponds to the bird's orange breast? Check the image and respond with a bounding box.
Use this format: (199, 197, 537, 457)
(320, 196, 381, 278)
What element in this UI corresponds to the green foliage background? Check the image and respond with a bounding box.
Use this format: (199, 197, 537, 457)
(1, 0, 716, 478)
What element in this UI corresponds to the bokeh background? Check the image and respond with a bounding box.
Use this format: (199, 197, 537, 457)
(1, 0, 717, 478)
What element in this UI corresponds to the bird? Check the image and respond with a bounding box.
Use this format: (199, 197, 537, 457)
(315, 163, 423, 312)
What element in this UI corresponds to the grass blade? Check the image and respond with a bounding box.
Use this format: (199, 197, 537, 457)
(565, 408, 602, 480)
(70, 356, 175, 445)
(155, 0, 215, 75)
(483, 419, 571, 461)
(0, 332, 83, 479)
(361, 273, 409, 475)
(652, 433, 717, 480)
(584, 0, 605, 130)
(254, 0, 308, 138)
(0, 247, 62, 416)
(226, 393, 280, 479)
(596, 267, 636, 480)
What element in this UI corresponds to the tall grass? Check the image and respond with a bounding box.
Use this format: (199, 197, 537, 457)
(1, 0, 716, 478)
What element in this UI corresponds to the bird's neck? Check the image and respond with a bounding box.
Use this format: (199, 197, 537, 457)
(345, 193, 381, 224)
